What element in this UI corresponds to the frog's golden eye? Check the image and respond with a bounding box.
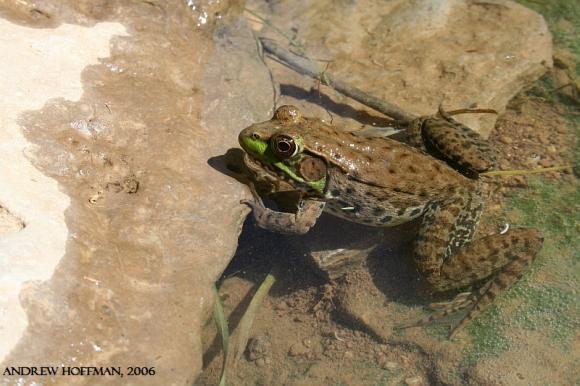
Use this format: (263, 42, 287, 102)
(270, 134, 298, 159)
(298, 156, 326, 181)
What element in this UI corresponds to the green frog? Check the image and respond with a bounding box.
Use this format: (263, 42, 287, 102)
(238, 105, 543, 338)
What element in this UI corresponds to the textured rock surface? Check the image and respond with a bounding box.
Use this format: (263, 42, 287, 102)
(248, 0, 552, 137)
(0, 1, 273, 384)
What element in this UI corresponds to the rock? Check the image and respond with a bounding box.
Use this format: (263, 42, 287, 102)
(405, 376, 424, 386)
(288, 342, 309, 357)
(343, 350, 354, 360)
(248, 0, 552, 137)
(246, 335, 271, 361)
(274, 300, 289, 311)
(0, 1, 274, 384)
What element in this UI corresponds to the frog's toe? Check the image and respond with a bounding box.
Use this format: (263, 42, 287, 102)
(428, 291, 473, 310)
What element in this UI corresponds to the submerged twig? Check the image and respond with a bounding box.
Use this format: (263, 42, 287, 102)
(259, 38, 417, 122)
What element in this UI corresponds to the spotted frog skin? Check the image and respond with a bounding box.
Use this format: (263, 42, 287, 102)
(238, 105, 543, 337)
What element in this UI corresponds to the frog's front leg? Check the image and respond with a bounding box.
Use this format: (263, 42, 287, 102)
(405, 106, 497, 175)
(413, 188, 543, 338)
(241, 190, 325, 235)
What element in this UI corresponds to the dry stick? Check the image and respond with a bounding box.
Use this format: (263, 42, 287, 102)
(259, 38, 417, 122)
(481, 165, 573, 177)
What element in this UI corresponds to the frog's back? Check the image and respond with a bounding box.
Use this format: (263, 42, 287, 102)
(294, 121, 471, 199)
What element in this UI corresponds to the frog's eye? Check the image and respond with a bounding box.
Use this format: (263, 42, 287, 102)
(298, 156, 326, 181)
(270, 134, 298, 159)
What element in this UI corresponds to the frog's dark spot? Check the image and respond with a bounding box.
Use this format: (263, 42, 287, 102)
(510, 237, 520, 246)
(418, 190, 428, 197)
(373, 207, 384, 216)
(345, 187, 355, 194)
(410, 208, 422, 216)
(331, 189, 341, 197)
(393, 187, 402, 193)
(365, 190, 376, 197)
(462, 142, 472, 149)
(388, 168, 396, 174)
(397, 208, 406, 216)
(381, 215, 392, 223)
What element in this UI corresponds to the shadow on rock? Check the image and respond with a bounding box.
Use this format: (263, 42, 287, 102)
(280, 83, 394, 126)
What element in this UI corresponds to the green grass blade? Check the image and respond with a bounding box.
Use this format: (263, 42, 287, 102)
(213, 284, 229, 386)
(234, 272, 276, 361)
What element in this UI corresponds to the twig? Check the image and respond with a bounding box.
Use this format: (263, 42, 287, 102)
(259, 38, 417, 122)
(481, 164, 573, 177)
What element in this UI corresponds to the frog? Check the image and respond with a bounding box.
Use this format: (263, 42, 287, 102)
(238, 105, 543, 338)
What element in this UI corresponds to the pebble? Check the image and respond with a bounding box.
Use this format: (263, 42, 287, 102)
(255, 358, 266, 367)
(302, 338, 312, 348)
(498, 135, 512, 144)
(405, 376, 424, 386)
(288, 342, 309, 357)
(343, 351, 354, 360)
(275, 301, 289, 311)
(539, 159, 553, 167)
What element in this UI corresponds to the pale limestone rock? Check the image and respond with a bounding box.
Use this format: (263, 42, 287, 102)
(0, 17, 126, 365)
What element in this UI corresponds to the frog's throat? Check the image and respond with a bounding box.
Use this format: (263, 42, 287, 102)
(241, 145, 326, 194)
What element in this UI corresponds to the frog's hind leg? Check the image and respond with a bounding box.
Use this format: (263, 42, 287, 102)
(414, 191, 543, 338)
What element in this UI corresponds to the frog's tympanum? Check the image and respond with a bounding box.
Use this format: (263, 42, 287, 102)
(238, 105, 543, 338)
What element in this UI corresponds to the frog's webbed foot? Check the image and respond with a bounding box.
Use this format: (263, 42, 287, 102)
(395, 291, 476, 336)
(241, 184, 325, 235)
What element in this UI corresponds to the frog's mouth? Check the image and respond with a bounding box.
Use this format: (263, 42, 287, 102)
(241, 151, 327, 194)
(242, 152, 297, 188)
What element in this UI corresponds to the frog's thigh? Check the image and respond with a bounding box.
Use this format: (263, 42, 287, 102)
(414, 192, 484, 287)
(248, 199, 325, 235)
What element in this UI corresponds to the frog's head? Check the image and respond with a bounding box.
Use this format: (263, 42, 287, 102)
(238, 105, 327, 194)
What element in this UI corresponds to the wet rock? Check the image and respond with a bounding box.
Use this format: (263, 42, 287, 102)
(0, 1, 274, 384)
(248, 0, 552, 137)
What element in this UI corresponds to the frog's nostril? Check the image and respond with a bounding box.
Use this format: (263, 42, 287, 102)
(251, 133, 260, 140)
